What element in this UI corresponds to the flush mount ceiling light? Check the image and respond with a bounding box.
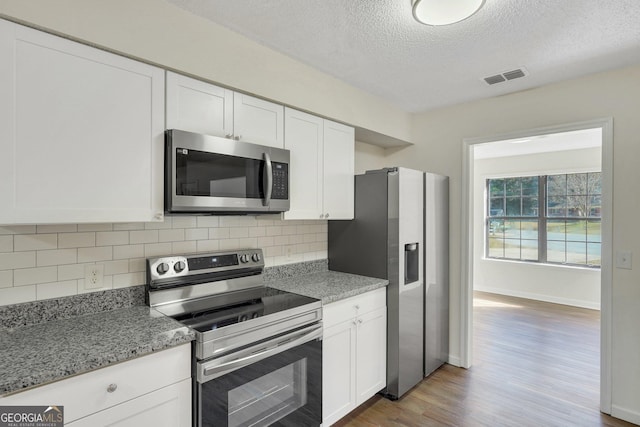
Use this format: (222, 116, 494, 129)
(412, 0, 485, 26)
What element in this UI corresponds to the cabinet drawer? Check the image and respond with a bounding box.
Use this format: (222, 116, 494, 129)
(1, 344, 190, 424)
(323, 288, 386, 328)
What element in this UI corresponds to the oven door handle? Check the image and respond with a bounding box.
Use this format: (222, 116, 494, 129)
(262, 152, 273, 207)
(199, 323, 322, 382)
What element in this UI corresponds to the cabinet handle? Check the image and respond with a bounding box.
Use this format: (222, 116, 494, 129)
(352, 321, 357, 326)
(106, 383, 117, 393)
(357, 319, 363, 325)
(355, 305, 360, 310)
(154, 213, 163, 221)
(225, 133, 233, 139)
(319, 214, 324, 219)
(234, 135, 241, 141)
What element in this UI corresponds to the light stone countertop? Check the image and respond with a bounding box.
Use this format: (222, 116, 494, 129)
(0, 306, 194, 396)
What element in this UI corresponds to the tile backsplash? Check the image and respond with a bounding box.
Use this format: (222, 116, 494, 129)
(0, 215, 327, 306)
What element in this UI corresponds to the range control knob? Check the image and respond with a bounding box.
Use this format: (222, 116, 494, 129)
(239, 254, 249, 263)
(174, 261, 186, 273)
(251, 253, 261, 262)
(156, 262, 170, 275)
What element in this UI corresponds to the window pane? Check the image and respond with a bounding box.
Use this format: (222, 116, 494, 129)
(566, 195, 587, 217)
(521, 240, 538, 261)
(588, 172, 601, 195)
(521, 177, 538, 196)
(567, 173, 587, 195)
(488, 219, 504, 237)
(587, 220, 601, 243)
(547, 175, 566, 196)
(547, 241, 566, 263)
(547, 196, 567, 217)
(489, 198, 504, 216)
(588, 195, 601, 217)
(489, 179, 504, 197)
(521, 220, 539, 240)
(505, 178, 521, 196)
(566, 220, 587, 243)
(504, 220, 520, 239)
(587, 243, 601, 267)
(488, 237, 504, 258)
(522, 197, 538, 216)
(566, 242, 587, 264)
(547, 220, 566, 241)
(504, 239, 521, 259)
(506, 197, 521, 216)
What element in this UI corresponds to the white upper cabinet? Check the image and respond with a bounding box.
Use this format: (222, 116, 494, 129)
(284, 108, 355, 220)
(0, 19, 165, 224)
(233, 92, 284, 148)
(166, 72, 284, 148)
(166, 71, 233, 138)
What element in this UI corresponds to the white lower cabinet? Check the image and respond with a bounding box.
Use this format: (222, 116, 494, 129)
(1, 344, 191, 426)
(322, 288, 387, 426)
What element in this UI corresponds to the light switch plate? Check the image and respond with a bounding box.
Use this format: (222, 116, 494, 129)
(616, 251, 632, 270)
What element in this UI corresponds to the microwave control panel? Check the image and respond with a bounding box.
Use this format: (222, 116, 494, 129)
(272, 162, 289, 199)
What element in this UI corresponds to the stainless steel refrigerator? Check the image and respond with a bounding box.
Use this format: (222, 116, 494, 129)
(328, 167, 449, 400)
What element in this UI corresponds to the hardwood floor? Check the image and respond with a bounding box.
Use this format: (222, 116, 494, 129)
(333, 291, 634, 427)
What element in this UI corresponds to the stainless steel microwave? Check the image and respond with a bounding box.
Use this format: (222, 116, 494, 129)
(165, 129, 290, 214)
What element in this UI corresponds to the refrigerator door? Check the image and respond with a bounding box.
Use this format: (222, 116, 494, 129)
(424, 173, 449, 376)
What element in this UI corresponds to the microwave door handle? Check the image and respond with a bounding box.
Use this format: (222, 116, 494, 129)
(262, 152, 273, 207)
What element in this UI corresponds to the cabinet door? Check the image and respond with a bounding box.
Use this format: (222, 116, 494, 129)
(233, 92, 284, 148)
(322, 320, 357, 426)
(0, 20, 164, 224)
(166, 71, 233, 138)
(355, 306, 387, 405)
(283, 108, 324, 220)
(67, 378, 191, 427)
(322, 120, 355, 220)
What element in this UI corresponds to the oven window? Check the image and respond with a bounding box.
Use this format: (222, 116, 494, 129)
(175, 148, 264, 199)
(228, 359, 307, 427)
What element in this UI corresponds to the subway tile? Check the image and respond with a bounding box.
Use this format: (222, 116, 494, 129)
(219, 216, 257, 227)
(197, 240, 220, 252)
(100, 260, 129, 275)
(172, 241, 197, 255)
(257, 236, 275, 247)
(0, 285, 36, 306)
(145, 218, 172, 230)
(1, 252, 37, 270)
(197, 217, 219, 228)
(78, 277, 112, 294)
(266, 226, 282, 236)
(209, 228, 230, 239)
(36, 224, 77, 233)
(58, 232, 96, 249)
(14, 234, 57, 251)
(144, 243, 172, 257)
(315, 233, 327, 242)
(37, 280, 78, 300)
(113, 272, 145, 289)
(264, 246, 283, 257)
(237, 238, 258, 249)
(0, 225, 36, 235)
(249, 227, 266, 238)
(289, 234, 304, 245)
(96, 231, 130, 246)
(77, 223, 113, 232)
(113, 244, 144, 260)
(218, 239, 239, 251)
(130, 230, 159, 244)
(58, 264, 87, 281)
(78, 247, 112, 263)
(274, 235, 290, 246)
(14, 266, 58, 286)
(295, 243, 311, 254)
(304, 234, 317, 243)
(129, 258, 146, 273)
(255, 218, 275, 227)
(281, 225, 298, 236)
(0, 271, 13, 288)
(113, 223, 145, 231)
(159, 229, 185, 243)
(185, 228, 208, 241)
(171, 217, 197, 229)
(0, 236, 13, 252)
(229, 227, 249, 239)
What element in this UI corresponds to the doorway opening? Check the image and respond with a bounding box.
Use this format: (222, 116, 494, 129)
(461, 119, 613, 413)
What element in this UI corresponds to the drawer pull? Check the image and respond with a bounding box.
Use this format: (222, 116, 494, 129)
(106, 383, 118, 393)
(355, 305, 360, 310)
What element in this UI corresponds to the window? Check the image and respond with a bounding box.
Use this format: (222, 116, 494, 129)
(486, 172, 601, 268)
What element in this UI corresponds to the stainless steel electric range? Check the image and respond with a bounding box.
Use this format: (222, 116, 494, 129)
(146, 249, 322, 427)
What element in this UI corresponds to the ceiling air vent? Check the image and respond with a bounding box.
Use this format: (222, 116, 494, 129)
(483, 68, 528, 85)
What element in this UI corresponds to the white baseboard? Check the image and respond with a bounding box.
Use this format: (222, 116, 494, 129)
(447, 355, 462, 367)
(474, 286, 600, 310)
(611, 405, 640, 425)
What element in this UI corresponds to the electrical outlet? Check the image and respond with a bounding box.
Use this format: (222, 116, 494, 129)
(286, 246, 294, 259)
(616, 251, 632, 270)
(84, 265, 104, 289)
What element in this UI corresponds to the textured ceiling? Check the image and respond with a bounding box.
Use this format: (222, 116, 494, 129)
(166, 0, 640, 113)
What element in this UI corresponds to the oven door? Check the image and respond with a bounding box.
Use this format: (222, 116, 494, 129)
(196, 324, 322, 427)
(166, 129, 290, 214)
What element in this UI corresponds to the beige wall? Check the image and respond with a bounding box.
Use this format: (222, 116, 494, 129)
(0, 0, 412, 143)
(473, 147, 601, 309)
(364, 64, 640, 422)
